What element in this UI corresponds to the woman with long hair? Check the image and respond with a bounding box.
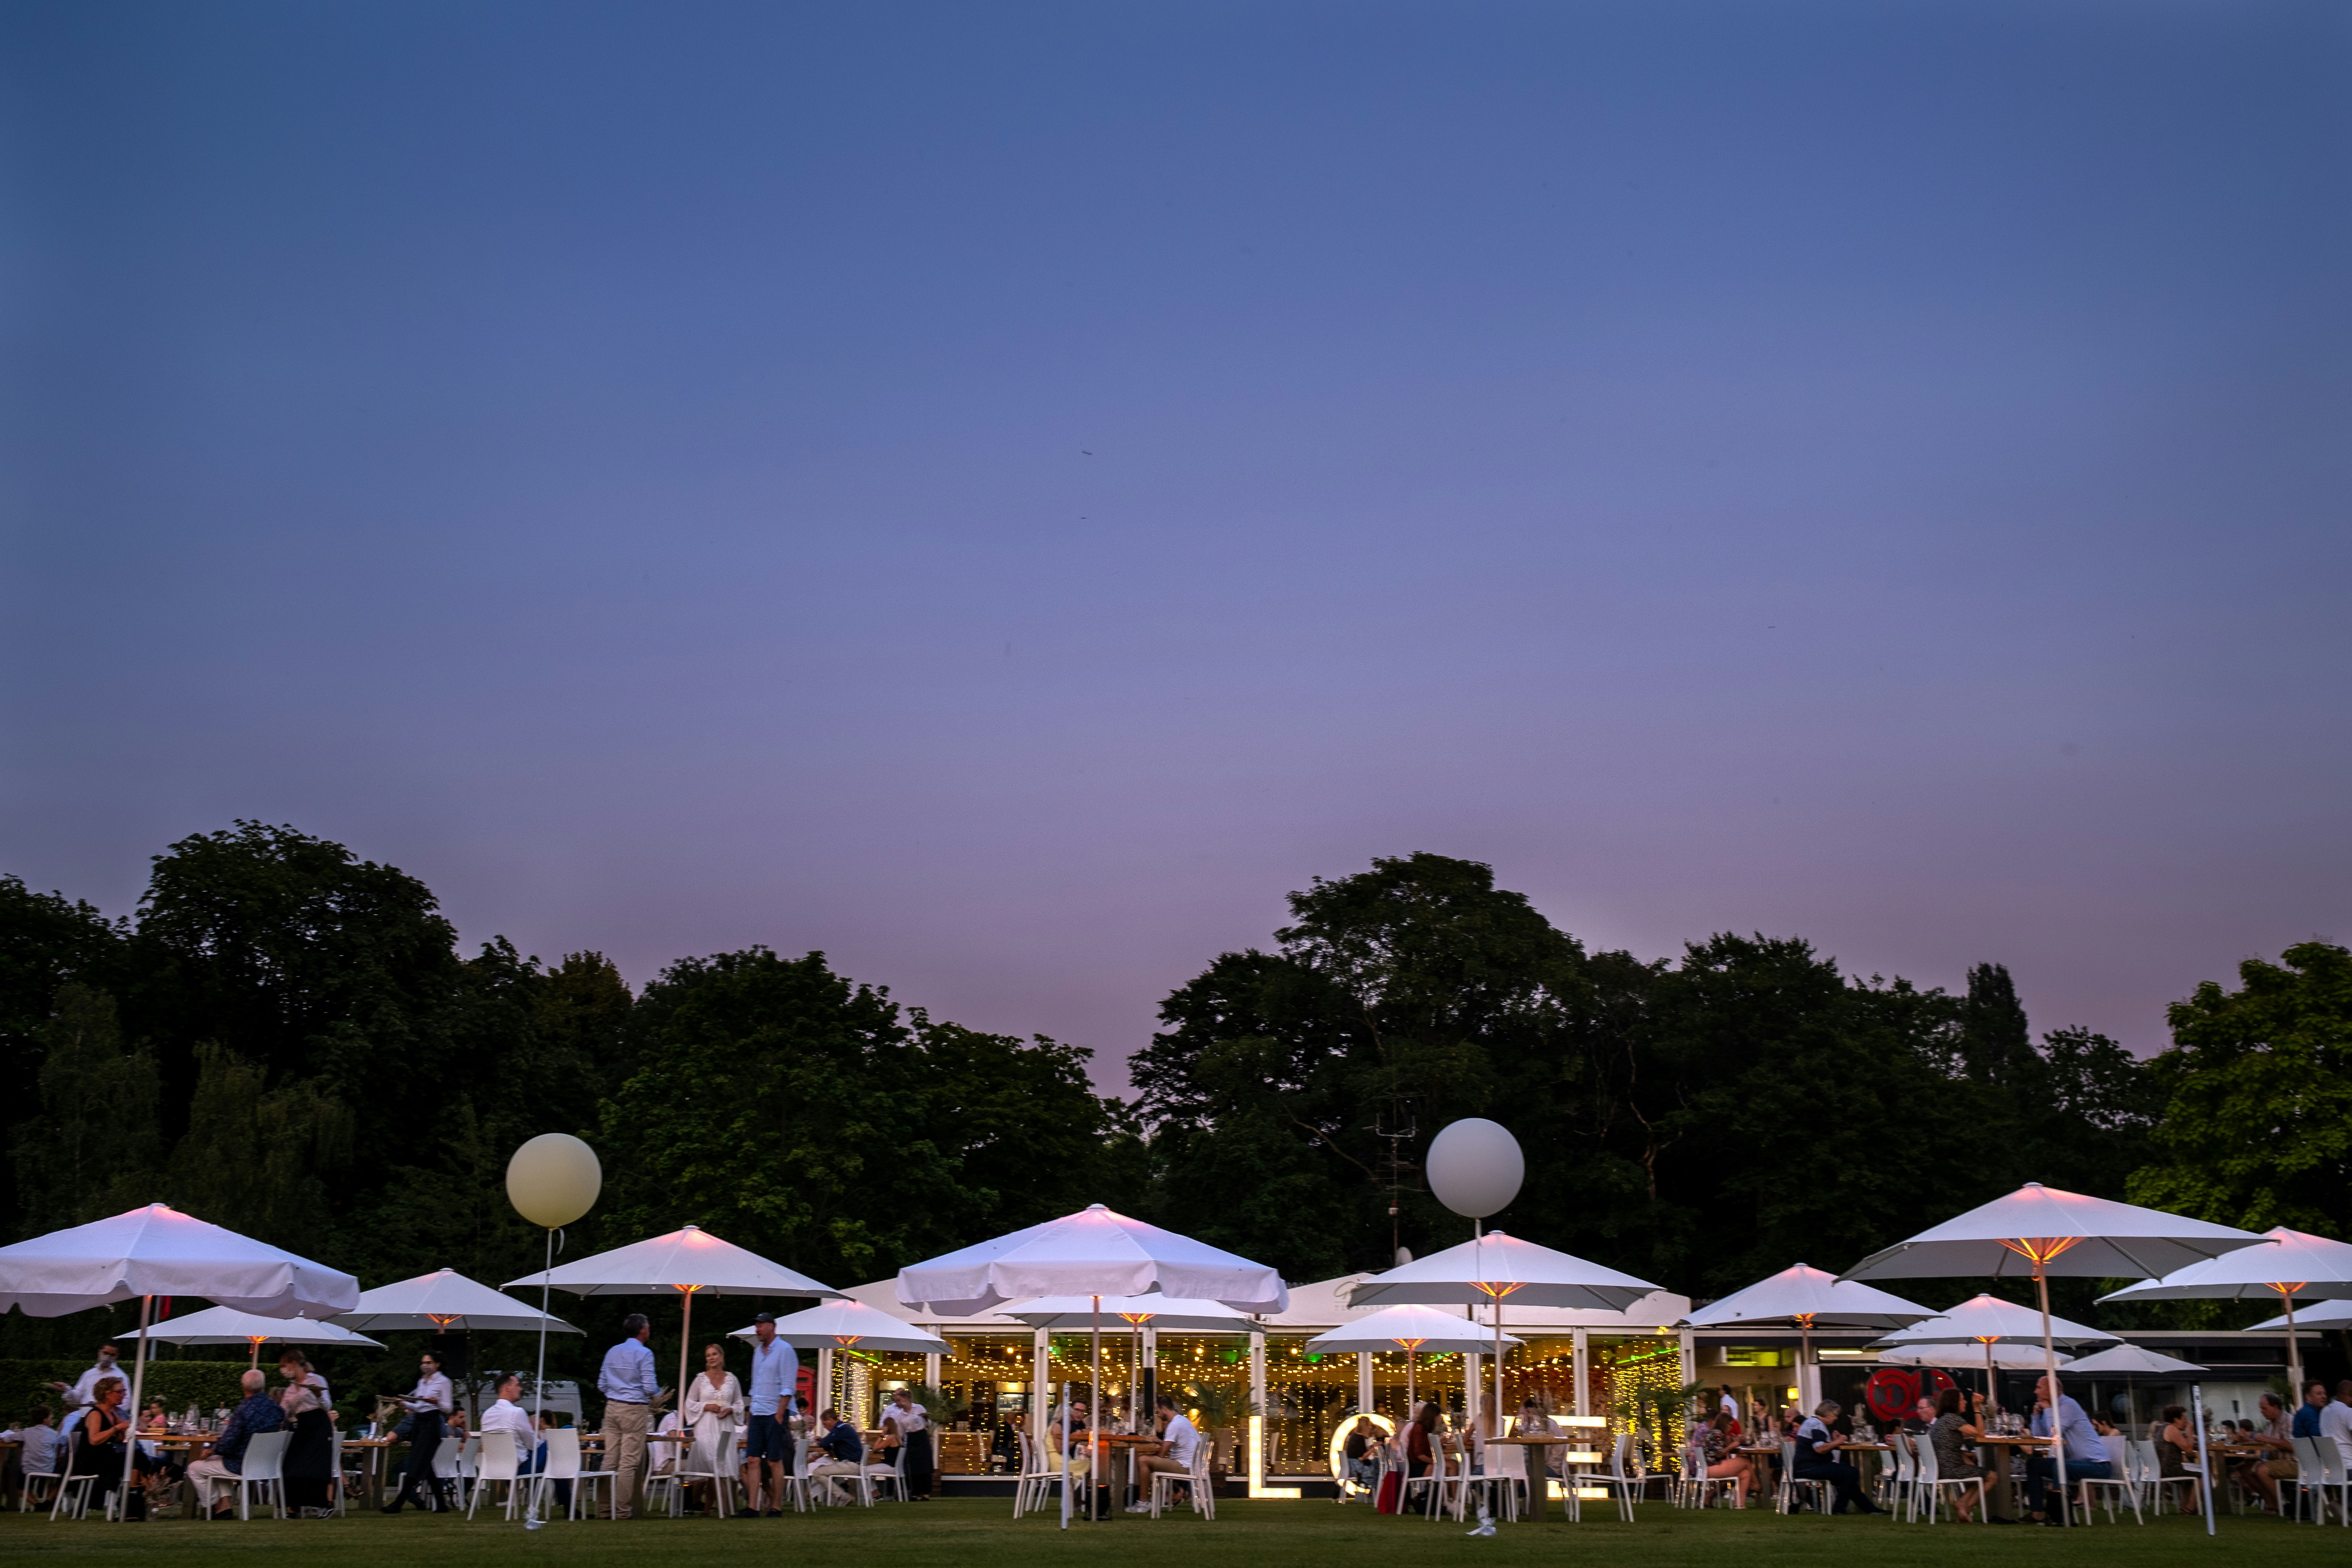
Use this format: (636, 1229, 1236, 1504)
(682, 1342, 743, 1514)
(1404, 1401, 1442, 1480)
(275, 1350, 335, 1516)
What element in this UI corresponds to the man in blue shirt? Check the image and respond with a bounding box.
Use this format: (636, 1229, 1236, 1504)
(598, 1313, 660, 1519)
(184, 1369, 284, 1519)
(2292, 1380, 2330, 1440)
(742, 1312, 799, 1517)
(1790, 1401, 1883, 1515)
(2027, 1375, 2110, 1525)
(810, 1406, 865, 1504)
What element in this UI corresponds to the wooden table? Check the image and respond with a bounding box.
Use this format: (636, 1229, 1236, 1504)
(343, 1435, 398, 1509)
(1487, 1434, 1603, 1522)
(1970, 1434, 2050, 1520)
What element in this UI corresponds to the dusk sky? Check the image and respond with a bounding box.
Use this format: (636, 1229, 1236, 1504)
(4, 2, 2346, 1084)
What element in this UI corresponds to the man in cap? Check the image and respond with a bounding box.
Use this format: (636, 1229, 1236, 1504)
(742, 1311, 800, 1516)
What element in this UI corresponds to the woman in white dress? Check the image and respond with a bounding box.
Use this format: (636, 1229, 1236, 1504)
(682, 1342, 743, 1515)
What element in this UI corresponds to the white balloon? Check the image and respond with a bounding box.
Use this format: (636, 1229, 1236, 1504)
(506, 1134, 602, 1228)
(1424, 1119, 1523, 1219)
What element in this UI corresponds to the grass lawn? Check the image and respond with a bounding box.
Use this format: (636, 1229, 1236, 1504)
(2, 1498, 2344, 1568)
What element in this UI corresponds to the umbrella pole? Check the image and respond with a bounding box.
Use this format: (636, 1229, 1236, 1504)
(2034, 1262, 2068, 1522)
(678, 1288, 695, 1446)
(529, 1226, 553, 1529)
(120, 1292, 153, 1522)
(1493, 1300, 1504, 1435)
(249, 1337, 261, 1370)
(1090, 1295, 1102, 1522)
(2281, 1291, 2303, 1400)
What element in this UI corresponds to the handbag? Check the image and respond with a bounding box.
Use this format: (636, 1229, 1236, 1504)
(1375, 1469, 1403, 1514)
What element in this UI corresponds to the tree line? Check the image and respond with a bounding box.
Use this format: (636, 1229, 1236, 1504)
(4, 828, 2345, 1379)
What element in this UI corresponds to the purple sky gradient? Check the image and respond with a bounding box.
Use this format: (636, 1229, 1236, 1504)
(4, 2, 2347, 1086)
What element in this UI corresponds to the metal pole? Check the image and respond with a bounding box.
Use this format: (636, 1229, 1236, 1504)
(527, 1227, 553, 1529)
(1090, 1295, 1102, 1521)
(119, 1293, 153, 1521)
(2034, 1262, 2068, 1521)
(2191, 1385, 2214, 1535)
(2281, 1292, 2303, 1403)
(1058, 1381, 1072, 1530)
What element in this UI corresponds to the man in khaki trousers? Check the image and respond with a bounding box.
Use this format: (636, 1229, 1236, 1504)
(598, 1314, 660, 1518)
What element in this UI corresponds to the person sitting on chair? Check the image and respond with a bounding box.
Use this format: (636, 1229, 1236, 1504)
(18, 1405, 66, 1499)
(1128, 1394, 1200, 1513)
(1792, 1400, 1883, 1515)
(1342, 1415, 1381, 1492)
(69, 1377, 161, 1519)
(1701, 1409, 1754, 1508)
(185, 1370, 284, 1519)
(2025, 1376, 2112, 1526)
(809, 1407, 865, 1504)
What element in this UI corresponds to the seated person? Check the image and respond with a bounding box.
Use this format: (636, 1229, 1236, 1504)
(2241, 1391, 2294, 1513)
(1901, 1396, 1936, 1436)
(2154, 1405, 2201, 1514)
(18, 1406, 66, 1492)
(69, 1377, 163, 1518)
(1927, 1389, 1992, 1523)
(808, 1407, 865, 1503)
(1129, 1394, 1201, 1512)
(1341, 1415, 1382, 1490)
(2024, 1377, 2113, 1525)
(478, 1375, 547, 1500)
(184, 1370, 287, 1518)
(1701, 1409, 1754, 1507)
(1792, 1400, 1882, 1515)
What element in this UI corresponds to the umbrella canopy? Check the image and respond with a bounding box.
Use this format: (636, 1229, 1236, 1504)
(2249, 1297, 2352, 1332)
(0, 1203, 361, 1319)
(1874, 1294, 2116, 1347)
(1002, 1294, 1255, 1333)
(726, 1299, 948, 1354)
(2098, 1227, 2352, 1305)
(1684, 1263, 1934, 1329)
(1305, 1305, 1524, 1356)
(2061, 1343, 2207, 1377)
(1685, 1263, 1935, 1412)
(337, 1267, 580, 1333)
(125, 1304, 383, 1349)
(1841, 1183, 2268, 1284)
(893, 1205, 1287, 1315)
(504, 1224, 834, 1298)
(1879, 1341, 2076, 1371)
(2096, 1226, 2352, 1393)
(1347, 1232, 1657, 1311)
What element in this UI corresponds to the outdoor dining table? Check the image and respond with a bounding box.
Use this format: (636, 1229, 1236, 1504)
(1969, 1433, 2049, 1521)
(1486, 1433, 1603, 1523)
(341, 1434, 399, 1509)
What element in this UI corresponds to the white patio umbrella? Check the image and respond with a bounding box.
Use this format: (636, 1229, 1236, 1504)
(1306, 1304, 1522, 1417)
(338, 1267, 582, 1333)
(727, 1298, 950, 1354)
(1682, 1263, 1935, 1409)
(507, 1224, 833, 1436)
(1878, 1341, 2077, 1371)
(1842, 1183, 2264, 1523)
(2249, 1297, 2352, 1332)
(1872, 1293, 2115, 1421)
(0, 1203, 359, 1522)
(2061, 1343, 2206, 1376)
(125, 1304, 383, 1366)
(1003, 1296, 1252, 1428)
(895, 1204, 1286, 1527)
(1350, 1231, 1657, 1437)
(2097, 1227, 2352, 1397)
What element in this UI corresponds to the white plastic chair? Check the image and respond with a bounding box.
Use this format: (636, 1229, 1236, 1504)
(2072, 1443, 2143, 1525)
(533, 1428, 610, 1521)
(2134, 1439, 2201, 1516)
(467, 1436, 525, 1520)
(1149, 1433, 1214, 1520)
(235, 1430, 290, 1520)
(2292, 1436, 2352, 1526)
(48, 1463, 100, 1522)
(1012, 1431, 1060, 1518)
(19, 1459, 63, 1515)
(1589, 1432, 1642, 1522)
(672, 1426, 736, 1516)
(1776, 1440, 1827, 1514)
(859, 1441, 905, 1506)
(1911, 1433, 1986, 1523)
(1398, 1438, 1449, 1519)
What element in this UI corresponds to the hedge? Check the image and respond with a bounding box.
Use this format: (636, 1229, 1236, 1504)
(2, 1359, 251, 1423)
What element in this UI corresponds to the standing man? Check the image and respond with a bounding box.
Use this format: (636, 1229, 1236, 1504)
(381, 1349, 455, 1512)
(742, 1312, 799, 1517)
(598, 1313, 659, 1520)
(46, 1342, 126, 1442)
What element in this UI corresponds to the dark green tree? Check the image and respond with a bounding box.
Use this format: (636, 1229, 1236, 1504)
(2129, 941, 2352, 1236)
(10, 983, 161, 1235)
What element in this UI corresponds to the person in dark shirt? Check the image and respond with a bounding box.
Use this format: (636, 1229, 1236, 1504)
(185, 1371, 287, 1519)
(1343, 1415, 1381, 1490)
(1792, 1401, 1883, 1515)
(809, 1407, 864, 1503)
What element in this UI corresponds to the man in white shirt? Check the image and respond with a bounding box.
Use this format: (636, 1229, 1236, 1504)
(2323, 1380, 2352, 1467)
(1129, 1395, 1200, 1512)
(49, 1343, 127, 1441)
(479, 1374, 534, 1467)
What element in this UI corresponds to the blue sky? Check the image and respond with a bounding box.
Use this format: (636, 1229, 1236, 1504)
(4, 2, 2346, 1078)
